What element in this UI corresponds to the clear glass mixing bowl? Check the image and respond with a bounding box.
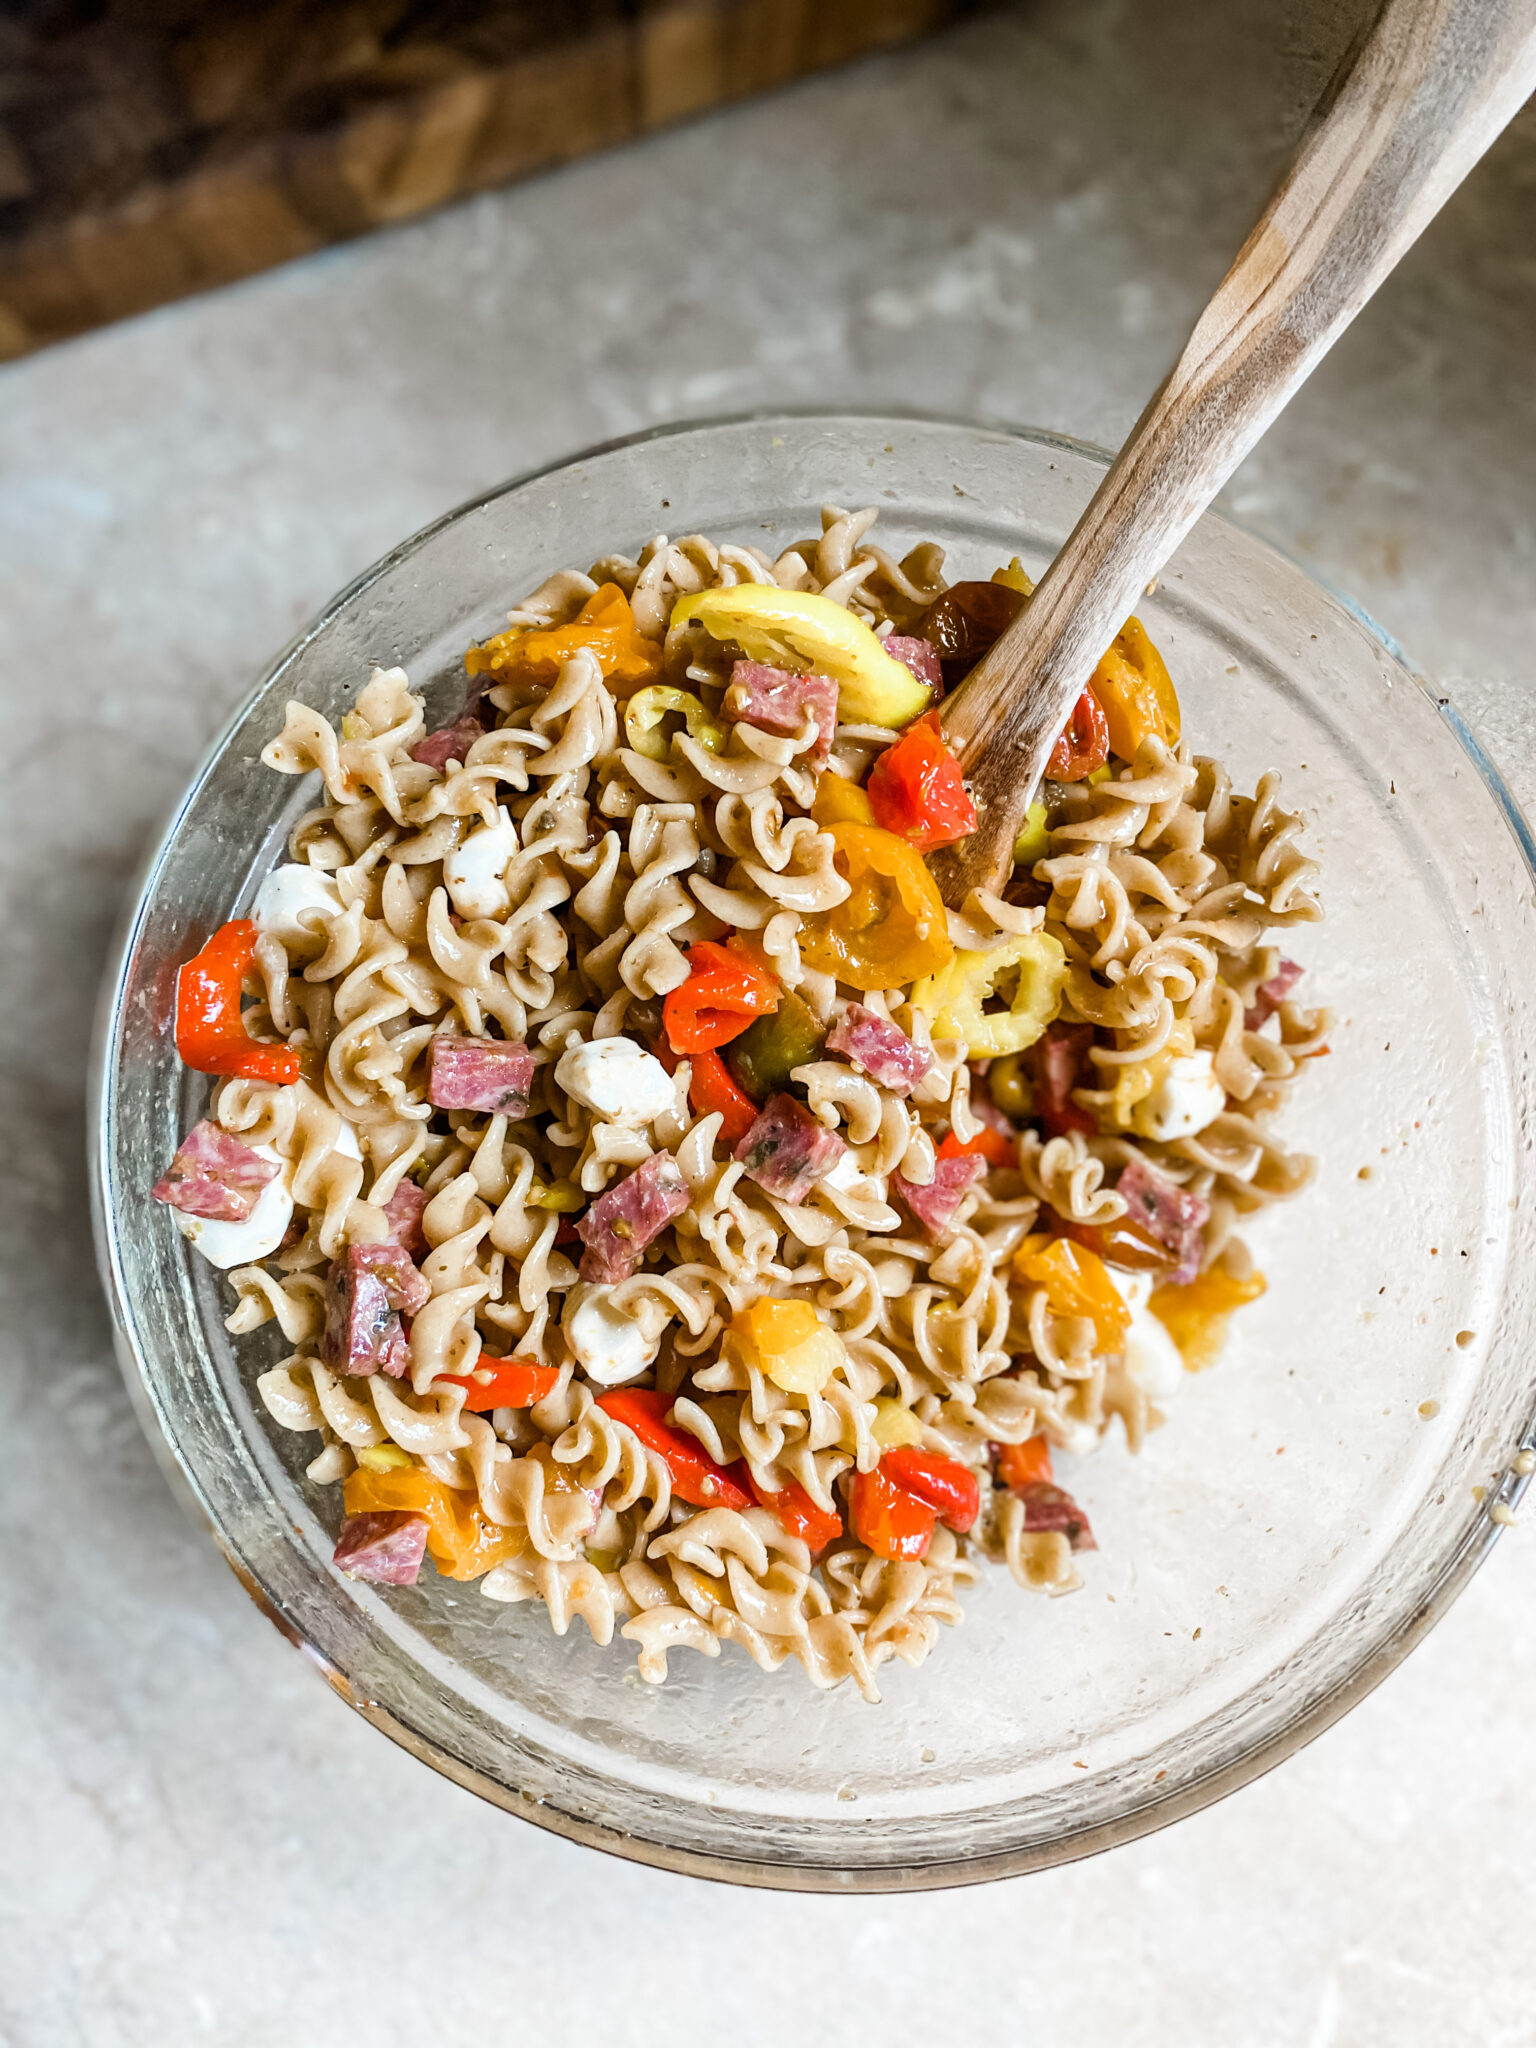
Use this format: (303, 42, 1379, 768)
(90, 413, 1536, 1890)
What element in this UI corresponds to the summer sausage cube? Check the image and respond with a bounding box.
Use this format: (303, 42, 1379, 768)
(725, 661, 839, 766)
(425, 1036, 535, 1115)
(576, 1149, 691, 1284)
(323, 1242, 430, 1377)
(333, 1510, 430, 1585)
(1116, 1155, 1209, 1286)
(734, 1094, 846, 1204)
(151, 1120, 280, 1222)
(892, 1153, 986, 1241)
(826, 1004, 932, 1096)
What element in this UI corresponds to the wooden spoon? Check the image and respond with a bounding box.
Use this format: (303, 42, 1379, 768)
(932, 0, 1536, 907)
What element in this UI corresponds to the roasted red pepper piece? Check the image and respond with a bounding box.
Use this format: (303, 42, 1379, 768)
(175, 919, 301, 1085)
(687, 1047, 761, 1150)
(662, 939, 780, 1054)
(747, 1471, 844, 1552)
(937, 1124, 1015, 1170)
(994, 1433, 1054, 1492)
(850, 1462, 936, 1561)
(866, 711, 978, 855)
(596, 1389, 753, 1511)
(1046, 686, 1111, 782)
(441, 1355, 560, 1412)
(880, 1445, 981, 1534)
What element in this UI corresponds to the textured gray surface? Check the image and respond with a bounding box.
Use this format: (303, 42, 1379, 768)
(3, 1, 1534, 2041)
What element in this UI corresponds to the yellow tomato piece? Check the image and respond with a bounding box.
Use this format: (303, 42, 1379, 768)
(467, 583, 661, 692)
(733, 1297, 845, 1396)
(811, 771, 876, 828)
(670, 584, 930, 728)
(1091, 616, 1180, 761)
(871, 1397, 924, 1449)
(1012, 801, 1051, 866)
(991, 557, 1036, 597)
(1013, 1236, 1131, 1352)
(1149, 1265, 1267, 1371)
(911, 930, 1066, 1059)
(342, 1466, 525, 1581)
(798, 822, 953, 992)
(624, 684, 726, 760)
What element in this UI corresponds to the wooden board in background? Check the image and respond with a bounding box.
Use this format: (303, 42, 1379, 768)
(0, 0, 977, 360)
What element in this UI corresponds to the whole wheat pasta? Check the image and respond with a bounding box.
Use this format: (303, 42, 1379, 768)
(149, 504, 1325, 1701)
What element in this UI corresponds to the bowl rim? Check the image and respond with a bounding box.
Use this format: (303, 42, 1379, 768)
(88, 405, 1536, 1891)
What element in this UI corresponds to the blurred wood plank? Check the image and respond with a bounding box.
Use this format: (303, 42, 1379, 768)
(0, 0, 975, 359)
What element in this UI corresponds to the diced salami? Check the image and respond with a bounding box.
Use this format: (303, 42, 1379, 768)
(881, 635, 944, 698)
(1014, 1480, 1096, 1551)
(576, 1149, 691, 1284)
(1116, 1155, 1209, 1286)
(725, 661, 838, 766)
(333, 1510, 430, 1585)
(1244, 957, 1304, 1031)
(412, 706, 489, 770)
(323, 1242, 430, 1377)
(151, 1120, 280, 1222)
(426, 1035, 535, 1115)
(381, 1177, 429, 1258)
(827, 1004, 932, 1096)
(893, 1153, 986, 1240)
(1032, 1023, 1097, 1138)
(734, 1094, 847, 1203)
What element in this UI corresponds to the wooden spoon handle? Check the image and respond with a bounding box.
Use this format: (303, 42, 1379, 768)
(933, 0, 1536, 906)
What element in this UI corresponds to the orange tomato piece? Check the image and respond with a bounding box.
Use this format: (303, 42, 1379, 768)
(465, 583, 662, 692)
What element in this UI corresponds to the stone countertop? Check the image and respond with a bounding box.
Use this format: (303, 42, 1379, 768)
(3, 2, 1533, 2041)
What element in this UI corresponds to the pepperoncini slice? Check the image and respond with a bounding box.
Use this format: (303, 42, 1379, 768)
(797, 822, 954, 992)
(1091, 616, 1180, 760)
(624, 684, 727, 760)
(342, 1465, 525, 1581)
(1149, 1264, 1267, 1371)
(1012, 1235, 1130, 1353)
(911, 930, 1066, 1059)
(670, 585, 930, 728)
(1012, 801, 1051, 866)
(727, 988, 826, 1102)
(467, 583, 661, 692)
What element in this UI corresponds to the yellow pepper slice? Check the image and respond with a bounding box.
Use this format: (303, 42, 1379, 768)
(731, 1298, 845, 1395)
(811, 770, 876, 828)
(624, 684, 727, 760)
(1091, 616, 1180, 760)
(343, 1465, 525, 1581)
(525, 1178, 585, 1212)
(1012, 1235, 1130, 1352)
(354, 1442, 413, 1473)
(911, 929, 1066, 1058)
(1149, 1265, 1267, 1371)
(467, 583, 661, 692)
(798, 822, 954, 992)
(1012, 801, 1051, 866)
(671, 585, 930, 727)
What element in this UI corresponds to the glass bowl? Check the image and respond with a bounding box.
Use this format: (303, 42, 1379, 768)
(90, 412, 1536, 1890)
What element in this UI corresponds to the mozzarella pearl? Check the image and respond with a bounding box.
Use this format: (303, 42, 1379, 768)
(443, 808, 518, 921)
(566, 1286, 657, 1387)
(251, 865, 343, 949)
(1130, 1050, 1226, 1143)
(555, 1036, 675, 1125)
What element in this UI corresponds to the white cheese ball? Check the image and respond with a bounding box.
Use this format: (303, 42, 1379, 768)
(251, 864, 343, 949)
(555, 1036, 675, 1126)
(1106, 1265, 1187, 1403)
(443, 807, 518, 921)
(1130, 1050, 1226, 1143)
(565, 1285, 658, 1387)
(172, 1145, 294, 1270)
